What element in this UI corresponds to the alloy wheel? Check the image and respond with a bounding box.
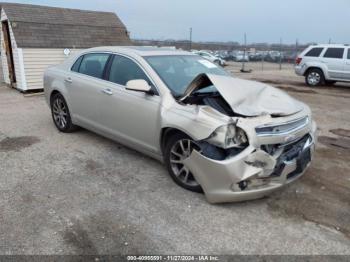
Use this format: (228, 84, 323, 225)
(52, 97, 68, 129)
(169, 139, 200, 187)
(307, 72, 321, 85)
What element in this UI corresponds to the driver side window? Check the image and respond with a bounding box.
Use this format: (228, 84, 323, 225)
(108, 55, 151, 86)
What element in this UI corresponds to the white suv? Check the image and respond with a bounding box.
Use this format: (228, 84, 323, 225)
(295, 44, 350, 86)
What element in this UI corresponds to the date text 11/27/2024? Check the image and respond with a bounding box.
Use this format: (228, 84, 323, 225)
(127, 255, 219, 261)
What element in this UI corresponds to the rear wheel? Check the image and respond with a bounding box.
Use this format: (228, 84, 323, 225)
(51, 93, 78, 132)
(305, 68, 324, 86)
(164, 133, 203, 193)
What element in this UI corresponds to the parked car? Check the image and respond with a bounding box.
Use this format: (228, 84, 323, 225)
(295, 44, 350, 86)
(283, 51, 298, 63)
(265, 51, 283, 63)
(248, 52, 263, 61)
(222, 51, 235, 61)
(231, 51, 249, 62)
(192, 50, 227, 66)
(44, 46, 317, 203)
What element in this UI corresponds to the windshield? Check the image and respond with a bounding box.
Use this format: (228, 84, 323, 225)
(144, 55, 228, 96)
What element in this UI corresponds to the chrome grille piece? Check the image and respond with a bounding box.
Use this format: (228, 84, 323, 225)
(255, 116, 309, 137)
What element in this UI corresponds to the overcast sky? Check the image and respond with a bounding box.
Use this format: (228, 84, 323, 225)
(4, 0, 350, 44)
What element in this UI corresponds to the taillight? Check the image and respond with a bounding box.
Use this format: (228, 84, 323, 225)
(295, 57, 302, 65)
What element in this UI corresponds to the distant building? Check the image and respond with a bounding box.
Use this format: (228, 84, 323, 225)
(0, 3, 131, 91)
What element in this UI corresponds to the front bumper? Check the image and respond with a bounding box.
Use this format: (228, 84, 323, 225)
(183, 120, 317, 203)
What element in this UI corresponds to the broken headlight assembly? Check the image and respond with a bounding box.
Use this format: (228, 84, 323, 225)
(205, 124, 248, 149)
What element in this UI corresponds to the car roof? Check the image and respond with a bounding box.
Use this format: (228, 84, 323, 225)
(80, 46, 193, 57)
(309, 44, 349, 48)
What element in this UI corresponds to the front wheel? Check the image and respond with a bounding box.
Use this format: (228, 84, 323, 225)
(305, 68, 324, 86)
(164, 133, 203, 193)
(51, 93, 78, 133)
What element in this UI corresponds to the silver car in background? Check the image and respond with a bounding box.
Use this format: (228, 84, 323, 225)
(295, 44, 350, 86)
(44, 46, 317, 203)
(192, 50, 227, 66)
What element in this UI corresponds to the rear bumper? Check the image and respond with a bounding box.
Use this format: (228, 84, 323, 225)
(295, 65, 306, 76)
(183, 121, 317, 203)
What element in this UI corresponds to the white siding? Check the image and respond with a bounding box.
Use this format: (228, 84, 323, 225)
(0, 9, 26, 90)
(1, 9, 12, 85)
(15, 48, 27, 90)
(22, 48, 82, 90)
(0, 26, 9, 84)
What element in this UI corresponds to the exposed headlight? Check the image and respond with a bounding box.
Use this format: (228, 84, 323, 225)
(206, 124, 248, 149)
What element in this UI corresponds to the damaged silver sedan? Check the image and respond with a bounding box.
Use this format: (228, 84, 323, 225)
(44, 46, 317, 203)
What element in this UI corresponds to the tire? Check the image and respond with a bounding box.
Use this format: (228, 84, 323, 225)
(305, 68, 324, 86)
(325, 80, 336, 86)
(164, 132, 203, 193)
(51, 93, 78, 133)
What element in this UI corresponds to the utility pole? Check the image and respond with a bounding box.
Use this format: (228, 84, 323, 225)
(189, 27, 192, 51)
(279, 37, 282, 70)
(242, 33, 247, 72)
(328, 38, 332, 44)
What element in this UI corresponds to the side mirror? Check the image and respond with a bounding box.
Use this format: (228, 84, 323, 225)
(126, 79, 154, 95)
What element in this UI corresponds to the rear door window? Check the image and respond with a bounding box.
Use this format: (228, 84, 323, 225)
(323, 48, 344, 59)
(305, 47, 323, 57)
(71, 56, 83, 72)
(78, 53, 110, 78)
(347, 49, 350, 59)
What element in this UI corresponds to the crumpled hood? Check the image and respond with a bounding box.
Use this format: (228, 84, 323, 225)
(180, 74, 303, 117)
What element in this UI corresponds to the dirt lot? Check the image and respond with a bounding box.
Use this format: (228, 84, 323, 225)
(1, 63, 350, 255)
(230, 62, 350, 237)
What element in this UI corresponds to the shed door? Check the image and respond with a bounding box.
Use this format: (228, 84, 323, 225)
(2, 20, 16, 84)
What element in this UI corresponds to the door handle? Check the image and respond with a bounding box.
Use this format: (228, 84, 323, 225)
(65, 77, 73, 83)
(102, 88, 113, 95)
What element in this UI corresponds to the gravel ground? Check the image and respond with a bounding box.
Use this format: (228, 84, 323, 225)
(0, 65, 350, 255)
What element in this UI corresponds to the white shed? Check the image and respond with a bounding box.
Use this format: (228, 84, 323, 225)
(0, 3, 131, 92)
